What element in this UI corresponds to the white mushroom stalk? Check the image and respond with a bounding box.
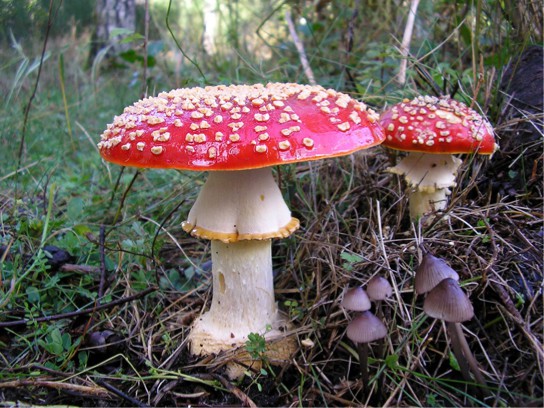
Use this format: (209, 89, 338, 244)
(388, 152, 462, 218)
(182, 168, 297, 354)
(189, 240, 280, 354)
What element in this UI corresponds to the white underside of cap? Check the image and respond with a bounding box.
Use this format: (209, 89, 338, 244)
(388, 152, 462, 192)
(184, 168, 297, 241)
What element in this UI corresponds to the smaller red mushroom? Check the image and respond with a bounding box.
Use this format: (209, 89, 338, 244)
(380, 96, 497, 219)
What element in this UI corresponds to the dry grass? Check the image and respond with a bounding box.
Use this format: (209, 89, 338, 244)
(0, 1, 542, 406)
(5, 147, 539, 407)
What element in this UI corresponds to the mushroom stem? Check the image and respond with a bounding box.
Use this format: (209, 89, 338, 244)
(185, 168, 298, 357)
(374, 300, 386, 362)
(189, 239, 286, 355)
(409, 188, 450, 219)
(447, 322, 488, 392)
(447, 322, 473, 382)
(388, 152, 462, 219)
(358, 342, 369, 396)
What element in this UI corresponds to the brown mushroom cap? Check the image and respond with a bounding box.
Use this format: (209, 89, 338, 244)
(98, 83, 384, 171)
(380, 95, 497, 155)
(346, 311, 387, 343)
(423, 278, 474, 323)
(366, 276, 393, 301)
(341, 287, 371, 312)
(415, 252, 460, 295)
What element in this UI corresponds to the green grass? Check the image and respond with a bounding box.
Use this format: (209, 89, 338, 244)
(0, 0, 542, 406)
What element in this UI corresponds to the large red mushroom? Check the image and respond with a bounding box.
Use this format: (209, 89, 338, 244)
(380, 95, 497, 219)
(98, 83, 384, 374)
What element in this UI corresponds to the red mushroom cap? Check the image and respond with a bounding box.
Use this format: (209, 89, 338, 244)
(98, 83, 384, 170)
(380, 96, 497, 155)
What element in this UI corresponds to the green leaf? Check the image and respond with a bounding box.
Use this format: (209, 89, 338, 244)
(43, 274, 60, 289)
(39, 328, 65, 355)
(26, 286, 40, 303)
(340, 252, 364, 263)
(61, 333, 72, 351)
(109, 28, 143, 43)
(449, 351, 460, 371)
(66, 197, 85, 220)
(385, 354, 399, 369)
(73, 224, 91, 236)
(78, 351, 88, 368)
(119, 32, 145, 44)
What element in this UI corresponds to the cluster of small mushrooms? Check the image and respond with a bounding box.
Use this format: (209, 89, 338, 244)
(416, 251, 488, 394)
(97, 83, 496, 379)
(341, 276, 392, 397)
(340, 252, 488, 399)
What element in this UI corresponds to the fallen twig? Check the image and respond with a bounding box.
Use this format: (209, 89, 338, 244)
(96, 379, 149, 407)
(0, 286, 156, 328)
(0, 379, 111, 398)
(214, 374, 257, 408)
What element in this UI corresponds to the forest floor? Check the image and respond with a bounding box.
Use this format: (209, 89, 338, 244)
(0, 13, 542, 408)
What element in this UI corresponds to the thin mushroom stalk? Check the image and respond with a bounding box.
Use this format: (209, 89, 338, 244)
(448, 321, 488, 391)
(424, 278, 490, 397)
(358, 342, 369, 395)
(346, 311, 387, 399)
(366, 275, 393, 367)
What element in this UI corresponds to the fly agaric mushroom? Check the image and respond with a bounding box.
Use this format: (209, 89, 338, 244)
(380, 96, 497, 219)
(98, 83, 384, 371)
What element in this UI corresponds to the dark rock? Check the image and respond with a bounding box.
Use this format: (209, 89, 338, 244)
(42, 245, 75, 271)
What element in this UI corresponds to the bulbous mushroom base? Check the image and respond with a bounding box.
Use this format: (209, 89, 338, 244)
(189, 310, 291, 356)
(187, 240, 295, 379)
(189, 311, 295, 379)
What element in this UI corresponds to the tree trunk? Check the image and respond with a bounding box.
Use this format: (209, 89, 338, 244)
(202, 0, 220, 55)
(88, 0, 136, 64)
